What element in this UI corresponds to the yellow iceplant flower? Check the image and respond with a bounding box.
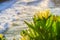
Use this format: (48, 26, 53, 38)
(36, 9, 50, 19)
(37, 11, 43, 19)
(21, 35, 30, 40)
(42, 9, 50, 19)
(0, 34, 3, 38)
(21, 36, 26, 40)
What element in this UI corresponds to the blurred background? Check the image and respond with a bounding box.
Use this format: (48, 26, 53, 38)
(0, 0, 60, 40)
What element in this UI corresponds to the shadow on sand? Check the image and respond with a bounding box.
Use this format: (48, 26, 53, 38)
(0, 0, 17, 11)
(0, 0, 10, 3)
(26, 0, 42, 6)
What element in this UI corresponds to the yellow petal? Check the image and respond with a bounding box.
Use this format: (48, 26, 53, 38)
(0, 34, 3, 38)
(43, 9, 50, 19)
(37, 11, 43, 19)
(21, 36, 26, 40)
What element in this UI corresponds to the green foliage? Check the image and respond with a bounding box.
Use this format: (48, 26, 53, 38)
(21, 14, 60, 40)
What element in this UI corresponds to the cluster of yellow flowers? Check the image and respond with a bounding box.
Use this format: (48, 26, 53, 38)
(36, 9, 50, 19)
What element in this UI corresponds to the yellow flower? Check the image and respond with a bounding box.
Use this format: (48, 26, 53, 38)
(37, 11, 43, 19)
(21, 35, 30, 40)
(36, 9, 50, 19)
(43, 9, 50, 19)
(21, 36, 26, 40)
(0, 34, 3, 38)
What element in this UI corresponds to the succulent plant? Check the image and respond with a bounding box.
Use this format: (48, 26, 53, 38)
(21, 9, 60, 40)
